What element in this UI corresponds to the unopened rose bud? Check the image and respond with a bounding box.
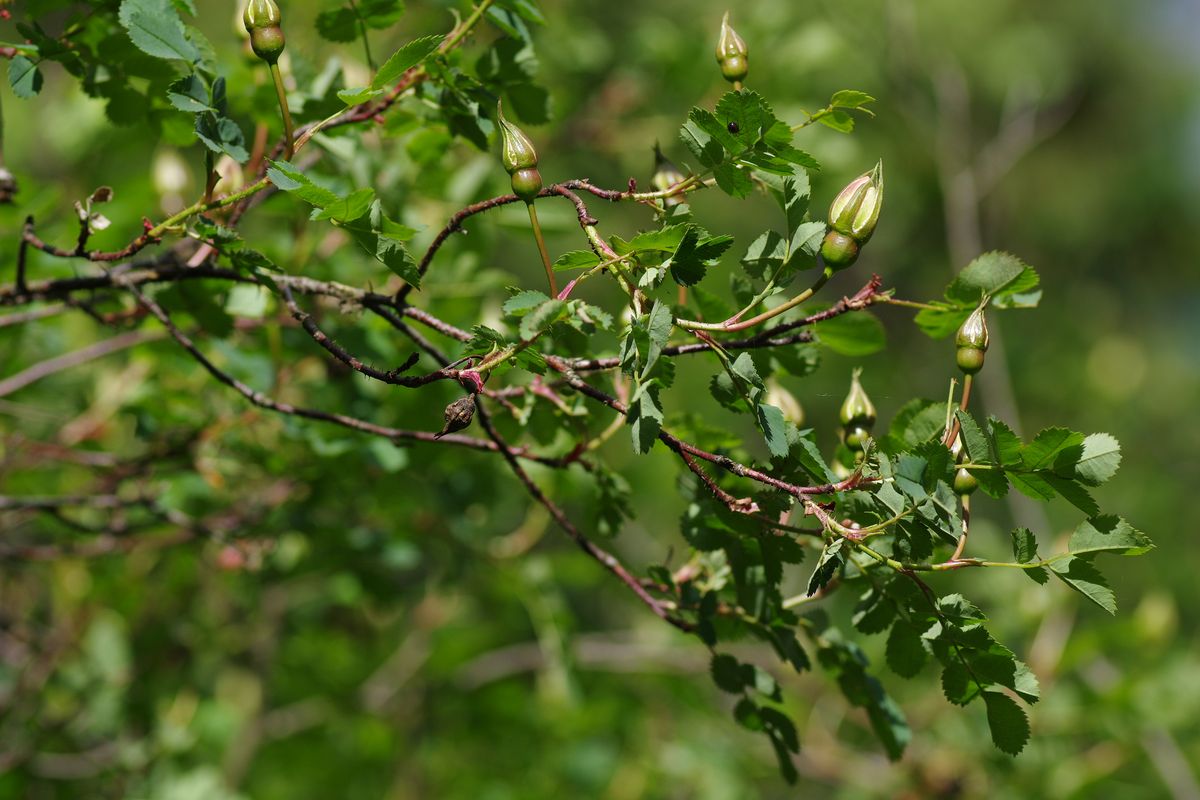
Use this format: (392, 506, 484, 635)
(953, 467, 979, 496)
(839, 369, 876, 452)
(821, 161, 883, 271)
(244, 0, 285, 64)
(955, 304, 990, 375)
(715, 12, 749, 84)
(497, 101, 542, 202)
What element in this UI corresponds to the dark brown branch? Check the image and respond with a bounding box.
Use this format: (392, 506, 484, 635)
(114, 277, 557, 464)
(473, 398, 694, 633)
(546, 355, 863, 499)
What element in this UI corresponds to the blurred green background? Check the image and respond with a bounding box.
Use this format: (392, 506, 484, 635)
(1, 0, 1198, 797)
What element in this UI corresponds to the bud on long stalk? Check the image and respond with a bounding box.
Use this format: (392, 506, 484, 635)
(497, 102, 556, 294)
(497, 101, 542, 203)
(244, 0, 293, 158)
(820, 161, 883, 271)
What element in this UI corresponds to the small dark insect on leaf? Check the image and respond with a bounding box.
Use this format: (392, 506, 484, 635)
(727, 121, 740, 134)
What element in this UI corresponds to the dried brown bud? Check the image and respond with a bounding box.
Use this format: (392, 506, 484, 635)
(435, 394, 477, 439)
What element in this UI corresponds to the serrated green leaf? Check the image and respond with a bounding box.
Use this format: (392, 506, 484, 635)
(733, 697, 763, 731)
(337, 86, 385, 105)
(830, 89, 876, 110)
(641, 302, 673, 378)
(195, 113, 248, 163)
(1042, 474, 1099, 516)
(266, 160, 342, 208)
(791, 432, 838, 484)
(817, 110, 855, 133)
(628, 384, 663, 454)
(807, 539, 843, 596)
(941, 661, 980, 706)
(518, 298, 566, 340)
(983, 691, 1030, 755)
(741, 231, 786, 279)
(886, 622, 928, 678)
(1021, 427, 1085, 471)
(503, 289, 551, 316)
(1011, 528, 1039, 563)
(945, 251, 1034, 304)
(1050, 556, 1116, 613)
(315, 7, 358, 41)
(955, 410, 990, 464)
(787, 221, 827, 265)
(1072, 433, 1122, 486)
(680, 108, 729, 168)
(372, 34, 443, 89)
(336, 201, 419, 284)
(8, 55, 43, 99)
(228, 249, 280, 273)
(756, 403, 789, 459)
(668, 226, 732, 286)
(1068, 516, 1153, 557)
(553, 250, 601, 271)
(713, 161, 755, 198)
(1009, 471, 1057, 502)
(118, 0, 199, 62)
(312, 187, 376, 223)
(166, 74, 211, 112)
(852, 587, 895, 634)
(988, 418, 1023, 467)
(710, 653, 744, 693)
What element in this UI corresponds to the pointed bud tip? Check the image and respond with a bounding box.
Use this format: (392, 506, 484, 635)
(715, 11, 749, 83)
(496, 103, 539, 175)
(828, 162, 884, 246)
(243, 0, 282, 30)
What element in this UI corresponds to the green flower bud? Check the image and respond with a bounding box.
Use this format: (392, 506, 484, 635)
(497, 101, 538, 174)
(955, 305, 990, 375)
(715, 12, 749, 84)
(651, 143, 686, 208)
(243, 0, 285, 63)
(819, 230, 859, 270)
(953, 467, 979, 496)
(828, 161, 883, 243)
(839, 368, 876, 429)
